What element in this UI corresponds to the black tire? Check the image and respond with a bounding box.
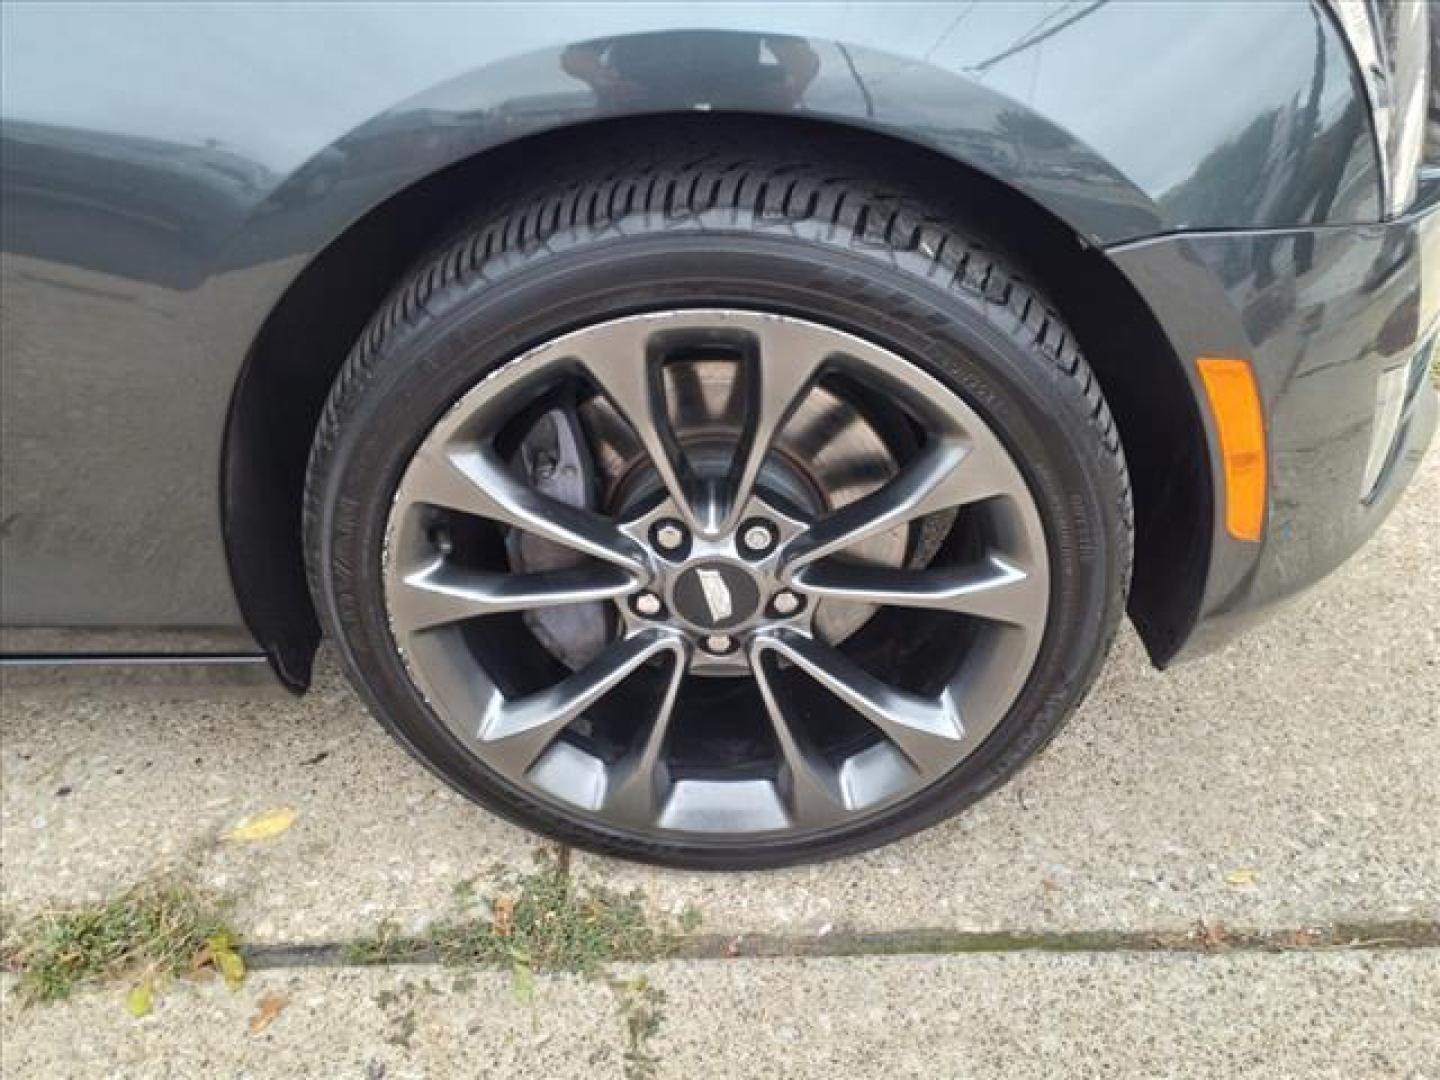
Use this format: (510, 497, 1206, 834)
(304, 128, 1133, 868)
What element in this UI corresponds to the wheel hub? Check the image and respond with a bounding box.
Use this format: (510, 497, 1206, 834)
(617, 499, 814, 672)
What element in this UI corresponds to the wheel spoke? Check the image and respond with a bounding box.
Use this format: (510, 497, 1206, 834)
(755, 630, 965, 778)
(780, 439, 1008, 573)
(717, 322, 828, 533)
(749, 637, 849, 827)
(404, 444, 645, 574)
(601, 639, 689, 827)
(577, 321, 703, 528)
(477, 630, 680, 775)
(391, 561, 638, 634)
(792, 555, 1045, 628)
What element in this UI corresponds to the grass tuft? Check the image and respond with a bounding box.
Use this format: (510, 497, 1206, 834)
(2, 880, 237, 1005)
(345, 856, 668, 975)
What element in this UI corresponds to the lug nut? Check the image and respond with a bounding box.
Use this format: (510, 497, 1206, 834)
(653, 520, 687, 553)
(632, 592, 663, 618)
(703, 634, 736, 655)
(740, 521, 776, 556)
(771, 590, 802, 616)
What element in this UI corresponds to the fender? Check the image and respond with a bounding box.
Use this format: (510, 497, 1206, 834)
(0, 2, 1377, 650)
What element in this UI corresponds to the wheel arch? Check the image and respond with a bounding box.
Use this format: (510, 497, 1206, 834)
(222, 112, 1212, 690)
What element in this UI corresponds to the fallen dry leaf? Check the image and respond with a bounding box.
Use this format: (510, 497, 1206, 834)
(225, 806, 297, 842)
(126, 981, 154, 1018)
(1224, 867, 1259, 886)
(248, 992, 288, 1034)
(492, 894, 516, 937)
(207, 932, 246, 990)
(1197, 920, 1229, 950)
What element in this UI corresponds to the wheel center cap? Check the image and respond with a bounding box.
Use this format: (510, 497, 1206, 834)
(671, 562, 761, 630)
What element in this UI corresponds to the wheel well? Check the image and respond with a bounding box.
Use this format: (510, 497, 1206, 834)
(223, 113, 1211, 690)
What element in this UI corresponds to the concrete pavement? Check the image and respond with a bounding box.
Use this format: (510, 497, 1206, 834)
(4, 952, 1438, 1079)
(1, 449, 1436, 1076)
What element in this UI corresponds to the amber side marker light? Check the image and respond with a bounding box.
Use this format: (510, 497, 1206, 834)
(1196, 357, 1267, 541)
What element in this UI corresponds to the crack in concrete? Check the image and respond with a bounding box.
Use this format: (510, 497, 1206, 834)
(241, 919, 1440, 971)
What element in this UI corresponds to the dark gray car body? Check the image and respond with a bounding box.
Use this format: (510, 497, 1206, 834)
(1, 2, 1435, 689)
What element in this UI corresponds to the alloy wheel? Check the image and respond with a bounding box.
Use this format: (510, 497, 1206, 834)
(382, 309, 1049, 839)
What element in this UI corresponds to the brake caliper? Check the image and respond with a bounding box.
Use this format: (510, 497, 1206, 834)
(507, 400, 609, 670)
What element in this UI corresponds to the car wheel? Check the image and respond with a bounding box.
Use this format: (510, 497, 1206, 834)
(304, 135, 1133, 868)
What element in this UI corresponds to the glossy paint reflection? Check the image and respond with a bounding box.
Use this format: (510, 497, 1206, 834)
(1112, 198, 1438, 657)
(0, 3, 1385, 653)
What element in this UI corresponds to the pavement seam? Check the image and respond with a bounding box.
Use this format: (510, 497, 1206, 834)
(239, 919, 1440, 971)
